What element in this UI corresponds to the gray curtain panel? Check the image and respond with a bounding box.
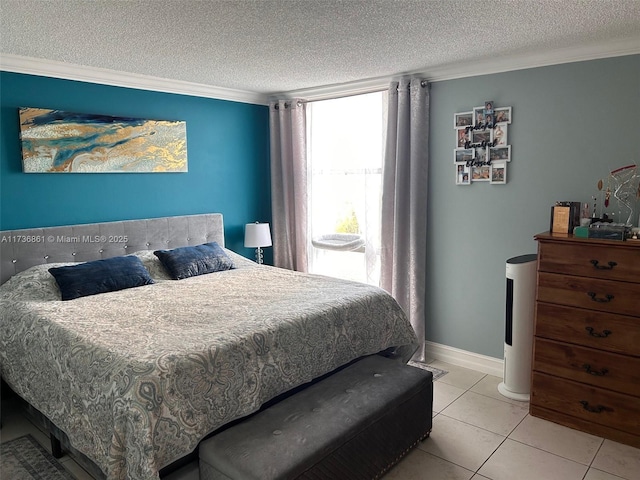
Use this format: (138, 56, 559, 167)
(381, 77, 429, 361)
(269, 100, 309, 272)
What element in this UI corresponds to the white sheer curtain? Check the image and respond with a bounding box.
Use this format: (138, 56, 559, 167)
(269, 100, 309, 272)
(307, 92, 385, 285)
(380, 77, 430, 362)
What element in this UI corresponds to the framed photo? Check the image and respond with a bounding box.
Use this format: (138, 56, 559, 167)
(475, 147, 488, 164)
(493, 124, 508, 146)
(484, 114, 494, 127)
(473, 106, 485, 126)
(494, 107, 512, 124)
(455, 163, 471, 185)
(471, 165, 490, 181)
(456, 128, 470, 147)
(489, 145, 511, 162)
(490, 162, 507, 184)
(471, 129, 491, 144)
(454, 148, 474, 163)
(453, 103, 513, 185)
(484, 101, 494, 114)
(454, 112, 473, 128)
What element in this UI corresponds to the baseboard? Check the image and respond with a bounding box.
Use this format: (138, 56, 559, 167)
(424, 341, 504, 378)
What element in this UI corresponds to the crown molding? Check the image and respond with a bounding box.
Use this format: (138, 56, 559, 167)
(276, 36, 640, 101)
(0, 54, 269, 106)
(2, 36, 639, 105)
(424, 36, 640, 83)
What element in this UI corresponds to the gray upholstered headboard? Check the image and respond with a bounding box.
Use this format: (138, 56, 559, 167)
(0, 213, 224, 285)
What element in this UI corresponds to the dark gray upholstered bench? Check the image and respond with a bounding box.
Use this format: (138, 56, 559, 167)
(199, 354, 433, 480)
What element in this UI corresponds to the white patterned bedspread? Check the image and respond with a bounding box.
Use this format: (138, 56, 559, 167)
(0, 256, 417, 480)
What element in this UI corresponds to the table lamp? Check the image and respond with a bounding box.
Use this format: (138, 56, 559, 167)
(244, 222, 272, 264)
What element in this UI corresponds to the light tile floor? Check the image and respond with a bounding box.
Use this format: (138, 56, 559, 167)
(382, 361, 640, 480)
(2, 361, 639, 480)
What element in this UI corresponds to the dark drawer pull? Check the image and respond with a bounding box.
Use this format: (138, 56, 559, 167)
(590, 260, 617, 270)
(580, 400, 611, 414)
(587, 292, 614, 303)
(585, 327, 612, 338)
(582, 364, 609, 376)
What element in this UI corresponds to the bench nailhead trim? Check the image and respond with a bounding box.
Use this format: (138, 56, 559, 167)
(373, 430, 431, 480)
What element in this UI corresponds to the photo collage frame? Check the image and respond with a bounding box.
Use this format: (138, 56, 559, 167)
(454, 102, 512, 185)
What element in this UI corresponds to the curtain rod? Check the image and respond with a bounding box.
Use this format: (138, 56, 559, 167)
(273, 89, 386, 108)
(272, 79, 427, 108)
(301, 80, 428, 104)
(299, 86, 388, 104)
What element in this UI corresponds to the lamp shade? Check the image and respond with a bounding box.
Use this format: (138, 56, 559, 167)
(244, 223, 272, 248)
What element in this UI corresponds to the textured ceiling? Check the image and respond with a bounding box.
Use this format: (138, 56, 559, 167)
(2, 0, 640, 96)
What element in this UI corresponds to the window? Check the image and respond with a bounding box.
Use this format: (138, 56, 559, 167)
(307, 91, 386, 285)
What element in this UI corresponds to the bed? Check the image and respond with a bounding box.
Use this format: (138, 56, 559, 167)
(0, 213, 418, 480)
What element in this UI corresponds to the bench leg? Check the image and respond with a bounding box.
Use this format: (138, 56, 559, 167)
(51, 436, 63, 458)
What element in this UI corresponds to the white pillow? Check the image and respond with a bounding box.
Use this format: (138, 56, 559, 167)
(130, 250, 172, 280)
(220, 248, 259, 269)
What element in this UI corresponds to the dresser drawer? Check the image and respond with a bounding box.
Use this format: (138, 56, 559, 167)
(533, 338, 640, 396)
(535, 303, 640, 356)
(531, 372, 640, 436)
(537, 272, 640, 317)
(538, 240, 640, 283)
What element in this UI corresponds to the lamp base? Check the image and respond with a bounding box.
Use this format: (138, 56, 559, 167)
(254, 247, 264, 264)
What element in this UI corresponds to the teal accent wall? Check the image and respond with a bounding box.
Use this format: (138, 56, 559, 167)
(427, 55, 640, 359)
(0, 72, 271, 254)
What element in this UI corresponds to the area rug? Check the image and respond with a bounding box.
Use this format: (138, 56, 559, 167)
(0, 434, 76, 480)
(408, 360, 448, 380)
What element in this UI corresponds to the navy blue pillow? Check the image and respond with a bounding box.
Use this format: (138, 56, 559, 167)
(49, 256, 155, 301)
(153, 242, 234, 280)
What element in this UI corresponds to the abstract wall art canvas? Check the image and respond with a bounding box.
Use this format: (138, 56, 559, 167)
(19, 107, 188, 173)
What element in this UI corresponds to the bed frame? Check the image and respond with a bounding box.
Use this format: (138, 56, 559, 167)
(0, 213, 226, 478)
(0, 213, 225, 285)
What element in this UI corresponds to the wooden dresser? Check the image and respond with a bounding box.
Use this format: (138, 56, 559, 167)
(531, 232, 640, 448)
